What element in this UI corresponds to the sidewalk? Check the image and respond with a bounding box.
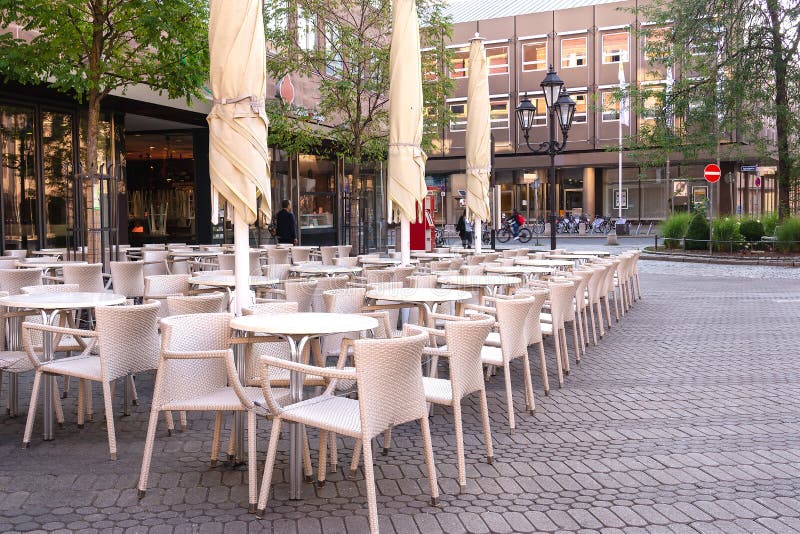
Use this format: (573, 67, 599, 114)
(1, 262, 799, 533)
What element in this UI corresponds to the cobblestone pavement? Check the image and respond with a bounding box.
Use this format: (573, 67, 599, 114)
(2, 262, 800, 533)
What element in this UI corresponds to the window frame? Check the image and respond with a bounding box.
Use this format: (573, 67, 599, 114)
(521, 40, 548, 72)
(560, 36, 587, 69)
(601, 90, 620, 122)
(449, 102, 467, 131)
(449, 46, 470, 79)
(601, 31, 630, 64)
(486, 45, 510, 76)
(570, 93, 588, 124)
(489, 99, 510, 130)
(296, 8, 316, 51)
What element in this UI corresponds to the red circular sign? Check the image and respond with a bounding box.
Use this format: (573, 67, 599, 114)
(704, 164, 721, 183)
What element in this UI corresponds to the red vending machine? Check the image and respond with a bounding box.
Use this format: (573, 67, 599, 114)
(409, 188, 437, 251)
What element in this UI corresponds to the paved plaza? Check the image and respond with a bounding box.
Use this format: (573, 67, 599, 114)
(1, 259, 800, 533)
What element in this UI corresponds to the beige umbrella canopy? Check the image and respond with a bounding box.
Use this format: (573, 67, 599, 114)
(207, 0, 270, 313)
(465, 35, 491, 240)
(387, 0, 427, 262)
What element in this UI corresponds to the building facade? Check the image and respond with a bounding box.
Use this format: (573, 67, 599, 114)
(426, 0, 777, 225)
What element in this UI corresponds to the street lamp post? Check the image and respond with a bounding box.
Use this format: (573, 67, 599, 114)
(515, 66, 576, 250)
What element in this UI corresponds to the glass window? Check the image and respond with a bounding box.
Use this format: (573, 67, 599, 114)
(0, 105, 38, 251)
(644, 28, 669, 64)
(602, 32, 629, 64)
(325, 24, 342, 76)
(561, 36, 587, 68)
(490, 100, 509, 129)
(641, 86, 665, 125)
(299, 194, 334, 229)
(571, 93, 587, 123)
(450, 47, 469, 79)
(449, 102, 467, 131)
(602, 90, 620, 121)
(297, 9, 315, 51)
(265, 7, 287, 51)
(422, 50, 438, 81)
(486, 45, 509, 75)
(522, 41, 547, 72)
(42, 111, 73, 248)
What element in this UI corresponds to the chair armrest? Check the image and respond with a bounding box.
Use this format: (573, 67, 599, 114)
(261, 355, 357, 381)
(162, 349, 230, 360)
(460, 303, 497, 316)
(427, 311, 470, 324)
(21, 322, 98, 339)
(22, 322, 97, 367)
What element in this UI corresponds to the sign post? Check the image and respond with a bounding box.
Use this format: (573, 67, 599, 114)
(704, 164, 721, 252)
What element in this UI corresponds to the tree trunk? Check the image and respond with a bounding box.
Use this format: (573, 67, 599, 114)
(767, 0, 792, 217)
(349, 144, 362, 255)
(85, 90, 103, 264)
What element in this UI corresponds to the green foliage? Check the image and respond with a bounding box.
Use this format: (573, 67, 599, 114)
(660, 212, 691, 248)
(685, 209, 710, 250)
(761, 212, 779, 237)
(264, 100, 322, 156)
(776, 217, 800, 252)
(738, 219, 764, 242)
(711, 217, 743, 251)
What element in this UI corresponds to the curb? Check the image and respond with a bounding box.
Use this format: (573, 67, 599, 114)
(641, 250, 800, 267)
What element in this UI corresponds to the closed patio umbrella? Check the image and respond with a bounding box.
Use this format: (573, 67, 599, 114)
(466, 34, 491, 252)
(207, 0, 271, 314)
(387, 0, 427, 264)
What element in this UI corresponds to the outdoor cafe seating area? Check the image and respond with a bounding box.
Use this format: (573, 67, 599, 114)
(0, 243, 642, 533)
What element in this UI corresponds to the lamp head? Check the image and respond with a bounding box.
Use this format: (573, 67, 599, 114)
(540, 65, 564, 109)
(554, 90, 576, 135)
(515, 97, 537, 133)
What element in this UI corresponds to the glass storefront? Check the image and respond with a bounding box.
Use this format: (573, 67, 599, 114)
(298, 155, 336, 246)
(42, 111, 73, 248)
(0, 104, 38, 251)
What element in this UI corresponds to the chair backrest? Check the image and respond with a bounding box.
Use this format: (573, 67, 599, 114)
(567, 270, 592, 311)
(242, 301, 297, 385)
(245, 301, 299, 315)
(485, 253, 501, 263)
(497, 258, 516, 266)
(333, 256, 359, 267)
(320, 246, 338, 265)
(249, 250, 262, 275)
(110, 261, 145, 298)
(282, 279, 317, 312)
(337, 245, 352, 258)
(311, 275, 349, 312)
(142, 250, 170, 277)
(392, 266, 416, 283)
(267, 247, 291, 265)
(405, 274, 438, 288)
(547, 280, 576, 328)
(459, 264, 485, 276)
(0, 269, 42, 295)
(0, 258, 18, 270)
(144, 274, 191, 297)
(155, 312, 233, 406)
(289, 248, 311, 264)
(95, 301, 161, 381)
(217, 254, 236, 272)
(352, 328, 429, 439)
(323, 287, 366, 314)
(582, 265, 605, 304)
(263, 263, 292, 281)
(365, 269, 394, 284)
(21, 284, 79, 294)
(467, 254, 486, 265)
(516, 249, 529, 257)
(428, 260, 451, 272)
(4, 249, 27, 259)
(444, 315, 495, 400)
(496, 296, 536, 361)
(166, 292, 225, 316)
(600, 260, 619, 294)
(502, 249, 517, 259)
(62, 263, 105, 292)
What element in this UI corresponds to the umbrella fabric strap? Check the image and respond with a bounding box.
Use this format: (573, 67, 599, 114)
(466, 166, 491, 173)
(389, 142, 426, 158)
(212, 95, 264, 114)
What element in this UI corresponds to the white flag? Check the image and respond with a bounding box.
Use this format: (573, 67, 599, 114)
(618, 62, 629, 126)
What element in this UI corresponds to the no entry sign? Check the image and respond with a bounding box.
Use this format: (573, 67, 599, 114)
(704, 164, 721, 183)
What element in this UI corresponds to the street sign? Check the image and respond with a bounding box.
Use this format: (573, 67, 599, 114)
(704, 163, 721, 183)
(740, 165, 757, 172)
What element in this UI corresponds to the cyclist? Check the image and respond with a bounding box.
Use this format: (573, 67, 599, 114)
(508, 209, 525, 239)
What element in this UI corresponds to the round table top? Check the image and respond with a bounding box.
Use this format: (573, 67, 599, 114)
(30, 250, 65, 257)
(517, 259, 575, 267)
(549, 253, 607, 260)
(437, 275, 522, 287)
(366, 287, 472, 303)
(483, 265, 555, 275)
(359, 257, 420, 265)
(289, 264, 362, 275)
(561, 250, 612, 256)
(231, 312, 378, 336)
(16, 260, 87, 269)
(449, 248, 495, 255)
(0, 292, 126, 310)
(169, 251, 221, 258)
(189, 275, 279, 287)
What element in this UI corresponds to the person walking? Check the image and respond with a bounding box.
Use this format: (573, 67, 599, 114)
(456, 211, 474, 248)
(275, 199, 297, 245)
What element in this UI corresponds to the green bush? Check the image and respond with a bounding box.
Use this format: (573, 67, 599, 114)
(776, 217, 800, 252)
(761, 212, 779, 237)
(738, 219, 764, 242)
(659, 213, 691, 249)
(712, 217, 743, 251)
(685, 210, 710, 250)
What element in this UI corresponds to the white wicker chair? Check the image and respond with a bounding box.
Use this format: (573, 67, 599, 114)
(310, 275, 349, 313)
(0, 269, 42, 295)
(267, 248, 291, 265)
(418, 313, 495, 492)
(62, 263, 108, 292)
(3, 249, 27, 259)
(321, 287, 366, 356)
(581, 264, 606, 345)
(144, 274, 191, 317)
(319, 246, 338, 265)
(136, 312, 284, 513)
(255, 327, 438, 533)
(269, 279, 317, 312)
(539, 280, 575, 386)
(166, 292, 225, 316)
(262, 263, 292, 281)
(332, 256, 359, 267)
(110, 261, 145, 301)
(337, 245, 352, 258)
(22, 301, 161, 459)
(142, 250, 170, 277)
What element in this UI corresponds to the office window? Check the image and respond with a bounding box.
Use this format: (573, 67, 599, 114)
(522, 41, 547, 72)
(572, 93, 587, 123)
(265, 8, 287, 51)
(602, 90, 620, 121)
(602, 32, 629, 64)
(561, 36, 587, 68)
(486, 45, 509, 75)
(490, 99, 509, 129)
(642, 86, 665, 125)
(450, 47, 469, 79)
(325, 25, 343, 76)
(449, 102, 467, 131)
(644, 28, 670, 64)
(297, 9, 315, 51)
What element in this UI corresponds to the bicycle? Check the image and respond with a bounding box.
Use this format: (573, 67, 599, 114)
(496, 220, 532, 243)
(529, 217, 546, 235)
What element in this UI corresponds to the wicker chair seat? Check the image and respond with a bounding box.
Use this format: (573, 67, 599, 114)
(478, 346, 504, 366)
(280, 395, 361, 437)
(40, 354, 101, 380)
(161, 386, 286, 412)
(421, 376, 453, 405)
(0, 351, 34, 373)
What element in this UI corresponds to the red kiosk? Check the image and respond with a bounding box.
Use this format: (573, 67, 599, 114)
(409, 187, 439, 251)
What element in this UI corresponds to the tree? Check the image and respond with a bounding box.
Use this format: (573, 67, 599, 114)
(263, 0, 452, 252)
(0, 0, 209, 258)
(628, 0, 800, 216)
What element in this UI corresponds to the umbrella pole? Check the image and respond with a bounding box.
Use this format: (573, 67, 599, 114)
(400, 217, 411, 265)
(232, 208, 250, 464)
(475, 220, 482, 252)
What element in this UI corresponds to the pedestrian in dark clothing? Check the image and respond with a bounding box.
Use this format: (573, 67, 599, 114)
(275, 199, 297, 244)
(456, 212, 474, 248)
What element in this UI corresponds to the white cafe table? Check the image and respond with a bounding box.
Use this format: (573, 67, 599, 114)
(16, 259, 87, 270)
(359, 256, 418, 267)
(437, 275, 521, 304)
(365, 287, 472, 324)
(410, 251, 460, 259)
(483, 264, 556, 280)
(289, 264, 362, 277)
(517, 258, 575, 269)
(189, 275, 279, 311)
(230, 312, 378, 500)
(0, 292, 126, 440)
(549, 253, 609, 261)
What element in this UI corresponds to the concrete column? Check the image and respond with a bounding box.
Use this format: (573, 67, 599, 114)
(582, 167, 596, 217)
